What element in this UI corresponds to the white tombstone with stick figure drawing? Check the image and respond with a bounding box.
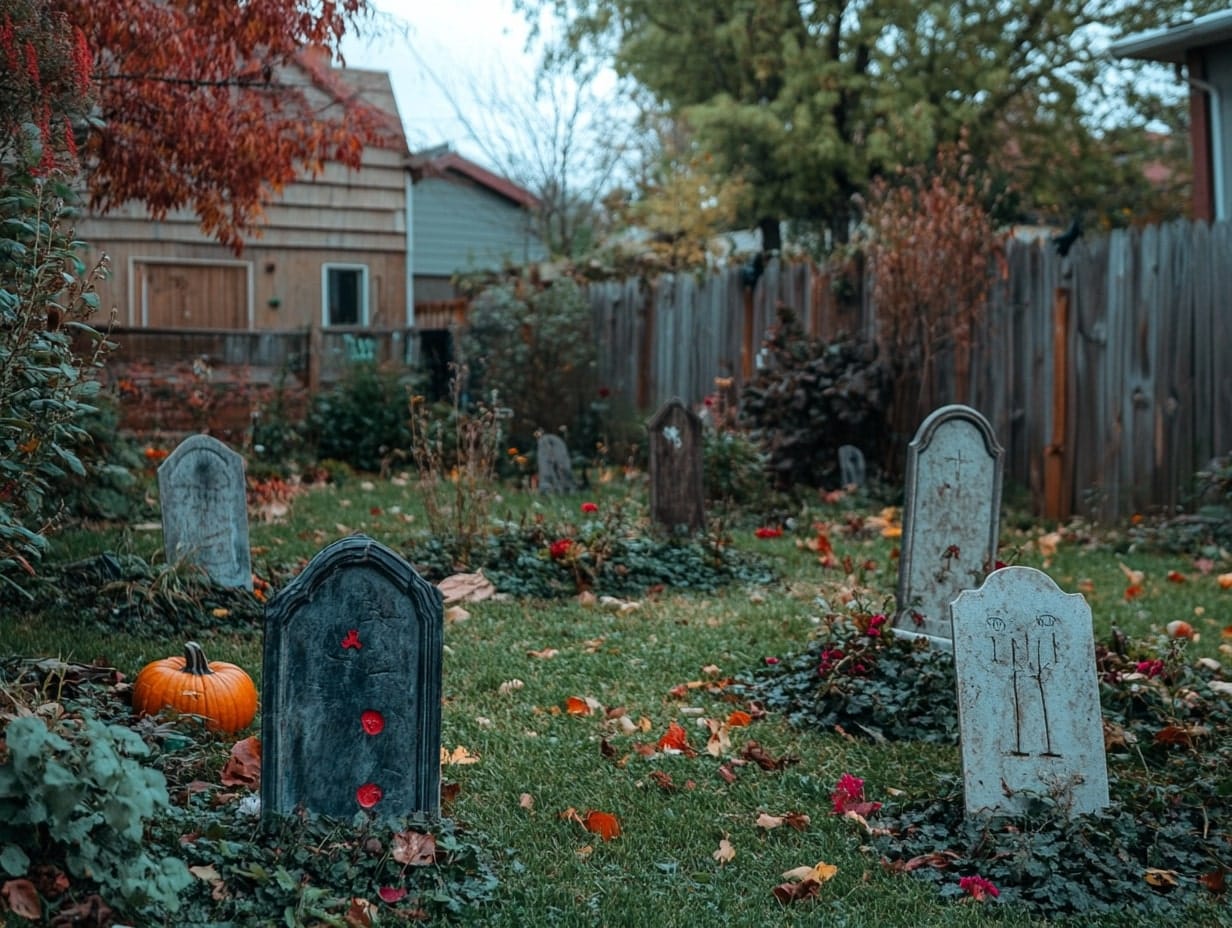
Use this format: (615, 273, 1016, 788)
(950, 566, 1109, 817)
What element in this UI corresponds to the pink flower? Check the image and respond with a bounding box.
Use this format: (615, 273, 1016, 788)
(754, 526, 783, 539)
(763, 656, 780, 665)
(867, 614, 886, 637)
(958, 875, 1000, 901)
(549, 538, 573, 560)
(581, 501, 599, 513)
(831, 773, 882, 816)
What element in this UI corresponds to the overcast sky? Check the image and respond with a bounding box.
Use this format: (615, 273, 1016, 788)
(341, 0, 538, 166)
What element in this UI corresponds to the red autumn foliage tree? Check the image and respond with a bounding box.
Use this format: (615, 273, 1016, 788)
(856, 141, 1003, 472)
(51, 0, 391, 251)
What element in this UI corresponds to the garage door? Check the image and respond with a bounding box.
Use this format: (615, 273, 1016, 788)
(139, 262, 248, 329)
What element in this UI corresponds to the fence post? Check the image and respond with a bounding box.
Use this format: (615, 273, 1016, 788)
(636, 281, 656, 410)
(1044, 286, 1070, 520)
(740, 284, 754, 382)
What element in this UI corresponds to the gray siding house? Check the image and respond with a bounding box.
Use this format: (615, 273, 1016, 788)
(410, 146, 547, 305)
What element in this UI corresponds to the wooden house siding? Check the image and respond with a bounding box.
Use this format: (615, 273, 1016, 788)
(74, 61, 411, 332)
(412, 175, 546, 277)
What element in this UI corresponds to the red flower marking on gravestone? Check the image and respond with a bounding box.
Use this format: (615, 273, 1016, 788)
(356, 783, 383, 808)
(341, 629, 362, 650)
(361, 710, 385, 735)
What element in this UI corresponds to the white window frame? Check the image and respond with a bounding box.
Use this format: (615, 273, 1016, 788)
(321, 263, 370, 327)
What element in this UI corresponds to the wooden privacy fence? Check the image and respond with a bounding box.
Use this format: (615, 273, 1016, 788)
(586, 219, 1232, 522)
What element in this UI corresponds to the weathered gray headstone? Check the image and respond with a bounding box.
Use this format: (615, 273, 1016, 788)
(537, 433, 577, 493)
(158, 434, 252, 589)
(894, 405, 1003, 646)
(838, 444, 866, 489)
(647, 398, 705, 533)
(261, 535, 443, 823)
(950, 566, 1110, 817)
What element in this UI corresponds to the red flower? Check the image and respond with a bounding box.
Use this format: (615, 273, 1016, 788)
(549, 538, 573, 560)
(754, 526, 783, 539)
(866, 614, 887, 637)
(818, 647, 845, 676)
(831, 773, 882, 816)
(763, 656, 780, 665)
(958, 874, 1000, 901)
(581, 502, 599, 514)
(1135, 659, 1164, 678)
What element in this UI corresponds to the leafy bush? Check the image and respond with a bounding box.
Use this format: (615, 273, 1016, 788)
(703, 427, 772, 509)
(52, 396, 149, 522)
(303, 363, 412, 473)
(0, 712, 192, 918)
(738, 305, 887, 491)
(0, 0, 110, 583)
(460, 279, 599, 452)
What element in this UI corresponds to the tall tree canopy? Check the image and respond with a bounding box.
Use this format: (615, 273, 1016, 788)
(51, 0, 387, 250)
(522, 0, 1223, 242)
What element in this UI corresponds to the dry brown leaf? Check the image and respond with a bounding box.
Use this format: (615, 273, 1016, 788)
(444, 605, 471, 623)
(2, 879, 42, 920)
(712, 838, 736, 864)
(437, 572, 496, 605)
(527, 647, 559, 660)
(498, 679, 524, 695)
(441, 745, 480, 765)
(189, 864, 221, 882)
(391, 830, 437, 866)
(757, 812, 785, 829)
(519, 792, 534, 811)
(772, 878, 821, 904)
(220, 736, 261, 789)
(344, 897, 375, 927)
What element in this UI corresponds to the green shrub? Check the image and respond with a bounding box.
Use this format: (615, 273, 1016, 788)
(738, 305, 887, 491)
(303, 363, 412, 473)
(460, 279, 599, 452)
(0, 712, 192, 917)
(703, 427, 771, 509)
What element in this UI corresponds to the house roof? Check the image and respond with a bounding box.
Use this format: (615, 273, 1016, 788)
(294, 47, 409, 154)
(410, 147, 539, 210)
(1111, 9, 1232, 63)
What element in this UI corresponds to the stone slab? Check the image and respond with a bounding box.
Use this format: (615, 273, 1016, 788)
(894, 404, 1002, 645)
(537, 433, 577, 494)
(158, 434, 252, 589)
(951, 566, 1110, 817)
(261, 535, 443, 823)
(647, 398, 705, 533)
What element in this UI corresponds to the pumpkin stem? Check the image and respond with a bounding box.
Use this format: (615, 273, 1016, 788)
(182, 641, 215, 675)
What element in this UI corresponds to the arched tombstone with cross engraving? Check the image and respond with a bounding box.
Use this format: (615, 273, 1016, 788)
(893, 405, 1003, 648)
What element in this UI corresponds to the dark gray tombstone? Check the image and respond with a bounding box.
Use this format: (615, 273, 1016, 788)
(838, 444, 866, 489)
(951, 567, 1109, 817)
(894, 405, 1003, 647)
(158, 434, 251, 589)
(261, 535, 443, 823)
(647, 398, 705, 533)
(537, 433, 578, 494)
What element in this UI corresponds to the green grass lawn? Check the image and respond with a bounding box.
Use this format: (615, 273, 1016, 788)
(2, 476, 1230, 927)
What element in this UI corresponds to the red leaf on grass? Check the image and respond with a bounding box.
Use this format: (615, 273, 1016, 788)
(583, 810, 622, 841)
(378, 886, 408, 903)
(657, 721, 689, 752)
(741, 741, 798, 771)
(220, 736, 261, 788)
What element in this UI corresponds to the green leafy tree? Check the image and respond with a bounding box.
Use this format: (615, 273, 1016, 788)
(519, 0, 1224, 240)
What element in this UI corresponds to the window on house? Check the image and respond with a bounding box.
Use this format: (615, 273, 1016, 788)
(323, 264, 368, 326)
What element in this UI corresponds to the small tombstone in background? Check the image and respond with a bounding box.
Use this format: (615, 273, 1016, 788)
(261, 535, 443, 823)
(537, 433, 577, 494)
(894, 405, 1003, 647)
(950, 566, 1110, 817)
(158, 434, 252, 589)
(838, 444, 866, 490)
(647, 398, 705, 533)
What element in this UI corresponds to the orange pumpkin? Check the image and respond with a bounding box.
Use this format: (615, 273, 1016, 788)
(132, 641, 258, 733)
